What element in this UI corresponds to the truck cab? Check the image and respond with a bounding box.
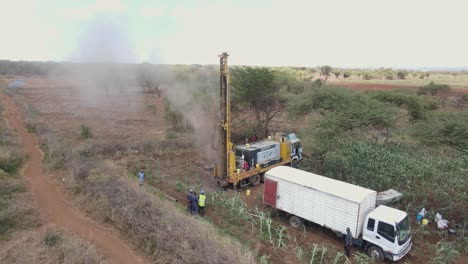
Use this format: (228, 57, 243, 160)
(285, 133, 302, 161)
(362, 205, 412, 261)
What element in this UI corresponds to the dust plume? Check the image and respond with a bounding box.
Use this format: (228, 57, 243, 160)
(50, 16, 220, 160)
(58, 18, 143, 116)
(162, 65, 220, 161)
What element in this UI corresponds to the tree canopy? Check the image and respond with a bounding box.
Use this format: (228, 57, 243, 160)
(411, 111, 468, 153)
(230, 67, 285, 137)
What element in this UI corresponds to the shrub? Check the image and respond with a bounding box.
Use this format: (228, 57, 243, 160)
(0, 146, 23, 174)
(343, 72, 351, 78)
(397, 71, 407, 79)
(372, 91, 427, 121)
(417, 81, 451, 96)
(43, 229, 62, 246)
(165, 130, 177, 139)
(80, 125, 92, 139)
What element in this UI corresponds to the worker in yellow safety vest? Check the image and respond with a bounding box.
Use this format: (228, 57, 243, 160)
(199, 190, 206, 217)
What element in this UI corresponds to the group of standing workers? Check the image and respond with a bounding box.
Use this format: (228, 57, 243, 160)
(187, 189, 206, 217)
(137, 169, 207, 217)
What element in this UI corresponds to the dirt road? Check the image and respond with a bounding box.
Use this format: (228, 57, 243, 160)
(0, 92, 145, 264)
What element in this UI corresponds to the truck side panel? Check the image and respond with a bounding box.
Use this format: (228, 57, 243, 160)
(323, 194, 360, 237)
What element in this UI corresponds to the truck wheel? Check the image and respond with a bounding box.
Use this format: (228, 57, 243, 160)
(289, 216, 304, 229)
(251, 174, 261, 186)
(367, 246, 384, 262)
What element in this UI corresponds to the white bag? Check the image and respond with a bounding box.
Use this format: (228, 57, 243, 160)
(434, 213, 442, 222)
(437, 219, 449, 229)
(418, 208, 426, 217)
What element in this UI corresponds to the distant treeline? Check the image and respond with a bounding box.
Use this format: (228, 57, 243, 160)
(0, 60, 63, 75)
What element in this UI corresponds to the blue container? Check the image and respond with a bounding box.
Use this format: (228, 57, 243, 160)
(416, 214, 423, 222)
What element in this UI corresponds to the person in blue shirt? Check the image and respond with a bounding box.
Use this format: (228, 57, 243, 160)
(138, 169, 145, 187)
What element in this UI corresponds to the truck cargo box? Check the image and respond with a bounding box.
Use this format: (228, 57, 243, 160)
(264, 166, 377, 238)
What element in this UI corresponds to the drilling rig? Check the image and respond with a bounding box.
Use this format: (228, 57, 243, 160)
(214, 52, 302, 190)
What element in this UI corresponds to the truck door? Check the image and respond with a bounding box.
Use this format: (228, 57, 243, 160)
(263, 179, 278, 208)
(374, 221, 397, 252)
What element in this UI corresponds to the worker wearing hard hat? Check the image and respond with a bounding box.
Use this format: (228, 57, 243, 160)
(199, 190, 206, 217)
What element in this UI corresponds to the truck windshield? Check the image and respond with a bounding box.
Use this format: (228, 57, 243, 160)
(397, 216, 411, 245)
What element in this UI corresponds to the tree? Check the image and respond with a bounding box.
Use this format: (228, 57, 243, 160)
(289, 87, 397, 150)
(320, 65, 333, 84)
(455, 94, 468, 109)
(343, 72, 351, 78)
(231, 67, 285, 137)
(139, 75, 161, 97)
(163, 99, 184, 130)
(417, 82, 451, 108)
(411, 111, 468, 153)
(397, 71, 407, 80)
(334, 71, 341, 78)
(417, 81, 451, 96)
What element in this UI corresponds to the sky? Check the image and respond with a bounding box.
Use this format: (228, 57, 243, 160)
(0, 0, 467, 68)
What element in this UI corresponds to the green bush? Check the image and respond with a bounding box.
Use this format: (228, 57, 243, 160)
(165, 130, 177, 139)
(411, 110, 468, 153)
(80, 125, 92, 139)
(417, 81, 451, 96)
(44, 230, 62, 246)
(0, 146, 23, 174)
(372, 91, 427, 120)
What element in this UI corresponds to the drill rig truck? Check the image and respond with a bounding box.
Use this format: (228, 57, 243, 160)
(214, 52, 302, 189)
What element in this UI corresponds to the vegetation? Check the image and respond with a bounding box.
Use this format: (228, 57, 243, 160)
(411, 111, 468, 153)
(320, 65, 333, 84)
(418, 81, 451, 96)
(80, 125, 92, 139)
(1, 229, 105, 264)
(231, 67, 286, 136)
(7, 93, 255, 263)
(288, 84, 468, 221)
(163, 99, 185, 131)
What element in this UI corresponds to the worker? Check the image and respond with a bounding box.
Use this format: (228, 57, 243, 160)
(243, 160, 249, 171)
(345, 227, 353, 257)
(186, 188, 194, 212)
(251, 133, 257, 142)
(191, 191, 199, 215)
(244, 137, 249, 144)
(198, 190, 206, 217)
(138, 169, 145, 187)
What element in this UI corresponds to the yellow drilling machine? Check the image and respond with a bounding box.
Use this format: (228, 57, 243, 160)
(214, 52, 302, 190)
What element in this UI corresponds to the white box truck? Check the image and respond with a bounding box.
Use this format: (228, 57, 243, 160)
(263, 166, 412, 262)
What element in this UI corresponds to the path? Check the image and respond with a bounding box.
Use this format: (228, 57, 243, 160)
(0, 92, 145, 264)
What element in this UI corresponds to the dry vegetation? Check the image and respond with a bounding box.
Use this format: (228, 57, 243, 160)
(1, 229, 105, 264)
(4, 88, 255, 264)
(0, 83, 105, 263)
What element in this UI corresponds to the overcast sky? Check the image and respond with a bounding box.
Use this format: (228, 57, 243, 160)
(1, 0, 467, 68)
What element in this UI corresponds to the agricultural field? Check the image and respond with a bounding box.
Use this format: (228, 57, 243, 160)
(0, 63, 467, 264)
